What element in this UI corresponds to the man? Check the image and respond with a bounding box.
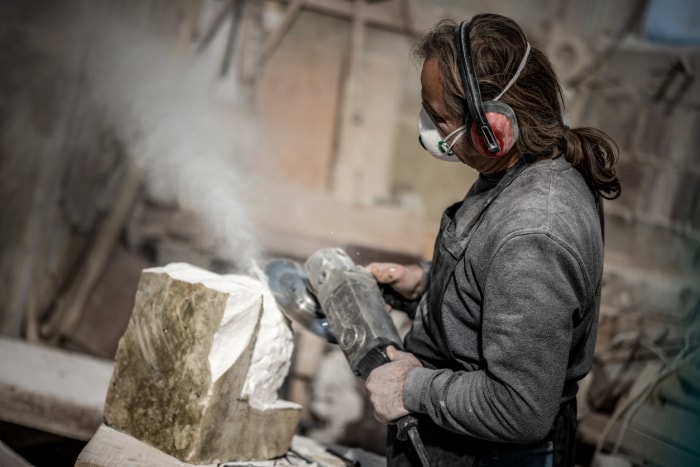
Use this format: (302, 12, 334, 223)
(364, 14, 620, 467)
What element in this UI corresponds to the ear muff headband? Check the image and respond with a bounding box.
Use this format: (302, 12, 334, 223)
(454, 20, 530, 157)
(455, 21, 501, 154)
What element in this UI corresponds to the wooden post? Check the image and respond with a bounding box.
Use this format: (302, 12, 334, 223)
(256, 0, 307, 71)
(330, 0, 401, 205)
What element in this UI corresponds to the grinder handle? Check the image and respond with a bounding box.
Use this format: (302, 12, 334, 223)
(395, 414, 418, 441)
(380, 283, 420, 318)
(397, 415, 431, 467)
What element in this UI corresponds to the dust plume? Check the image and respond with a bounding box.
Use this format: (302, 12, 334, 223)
(79, 1, 262, 273)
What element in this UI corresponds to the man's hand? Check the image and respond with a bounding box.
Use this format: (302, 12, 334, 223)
(365, 345, 423, 424)
(364, 263, 424, 300)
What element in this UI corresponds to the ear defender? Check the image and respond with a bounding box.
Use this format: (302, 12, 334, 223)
(454, 21, 528, 158)
(469, 101, 519, 157)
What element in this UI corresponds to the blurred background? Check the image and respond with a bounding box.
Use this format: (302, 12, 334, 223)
(0, 0, 699, 466)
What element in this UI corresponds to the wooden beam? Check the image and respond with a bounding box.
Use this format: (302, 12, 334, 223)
(253, 184, 426, 259)
(195, 0, 234, 55)
(76, 425, 215, 467)
(76, 424, 386, 467)
(331, 0, 368, 201)
(330, 25, 402, 205)
(39, 162, 141, 343)
(0, 338, 113, 441)
(257, 0, 307, 70)
(175, 0, 204, 54)
(273, 0, 429, 35)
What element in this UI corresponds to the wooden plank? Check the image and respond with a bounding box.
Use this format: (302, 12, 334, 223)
(331, 48, 402, 204)
(254, 37, 343, 193)
(257, 0, 307, 69)
(76, 424, 214, 467)
(274, 0, 436, 35)
(0, 440, 33, 467)
(331, 0, 368, 202)
(77, 424, 385, 467)
(253, 185, 425, 259)
(0, 337, 113, 441)
(176, 0, 204, 54)
(67, 245, 151, 359)
(40, 162, 142, 343)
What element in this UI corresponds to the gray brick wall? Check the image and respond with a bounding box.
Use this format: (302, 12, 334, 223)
(574, 42, 700, 269)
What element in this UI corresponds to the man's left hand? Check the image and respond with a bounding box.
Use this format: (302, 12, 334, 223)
(365, 345, 423, 424)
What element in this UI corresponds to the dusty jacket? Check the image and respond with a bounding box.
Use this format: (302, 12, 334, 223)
(402, 156, 604, 445)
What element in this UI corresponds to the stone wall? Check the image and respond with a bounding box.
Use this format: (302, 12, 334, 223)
(576, 43, 700, 271)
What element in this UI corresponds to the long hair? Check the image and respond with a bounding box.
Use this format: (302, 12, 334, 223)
(413, 15, 621, 200)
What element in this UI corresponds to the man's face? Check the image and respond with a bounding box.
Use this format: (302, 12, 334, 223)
(420, 57, 518, 174)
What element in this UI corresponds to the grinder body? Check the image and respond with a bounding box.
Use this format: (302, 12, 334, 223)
(304, 248, 404, 379)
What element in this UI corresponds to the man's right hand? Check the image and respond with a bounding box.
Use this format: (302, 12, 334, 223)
(364, 263, 425, 300)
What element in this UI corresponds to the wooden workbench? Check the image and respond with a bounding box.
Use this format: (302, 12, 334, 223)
(76, 424, 386, 467)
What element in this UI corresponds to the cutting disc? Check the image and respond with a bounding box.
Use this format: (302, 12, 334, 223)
(264, 258, 321, 329)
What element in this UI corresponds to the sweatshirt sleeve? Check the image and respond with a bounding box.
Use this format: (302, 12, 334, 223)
(403, 232, 590, 443)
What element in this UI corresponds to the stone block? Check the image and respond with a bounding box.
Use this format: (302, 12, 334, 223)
(665, 108, 700, 168)
(637, 105, 700, 167)
(104, 263, 301, 464)
(687, 55, 700, 108)
(644, 166, 682, 225)
(598, 48, 678, 100)
(613, 157, 652, 213)
(578, 92, 638, 150)
(634, 104, 669, 159)
(562, 0, 640, 50)
(671, 171, 700, 228)
(604, 216, 700, 273)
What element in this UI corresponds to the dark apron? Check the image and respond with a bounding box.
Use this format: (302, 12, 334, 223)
(388, 159, 577, 467)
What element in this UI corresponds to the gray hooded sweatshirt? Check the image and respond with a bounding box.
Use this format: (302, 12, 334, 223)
(402, 155, 604, 446)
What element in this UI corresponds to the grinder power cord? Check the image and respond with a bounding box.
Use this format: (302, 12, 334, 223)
(265, 248, 431, 467)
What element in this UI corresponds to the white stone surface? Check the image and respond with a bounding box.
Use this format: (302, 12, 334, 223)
(146, 263, 295, 409)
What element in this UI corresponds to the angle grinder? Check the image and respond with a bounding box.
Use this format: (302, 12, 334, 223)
(265, 247, 431, 467)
